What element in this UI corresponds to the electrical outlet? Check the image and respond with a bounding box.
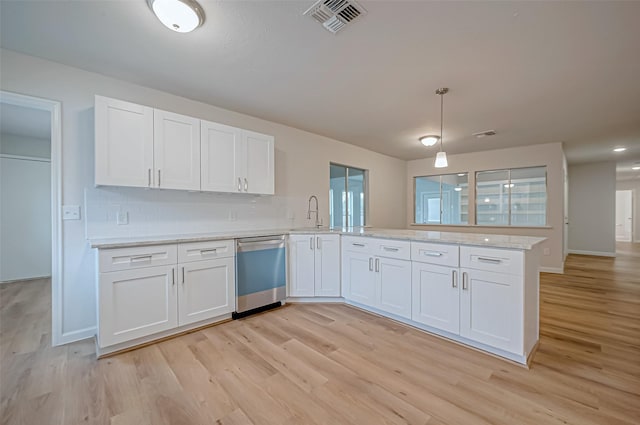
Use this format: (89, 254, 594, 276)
(62, 205, 81, 220)
(116, 211, 129, 225)
(543, 248, 550, 256)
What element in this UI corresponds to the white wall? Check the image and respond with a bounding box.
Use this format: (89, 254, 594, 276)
(617, 180, 640, 243)
(568, 161, 616, 256)
(0, 49, 407, 342)
(406, 143, 565, 272)
(0, 133, 51, 158)
(0, 156, 52, 281)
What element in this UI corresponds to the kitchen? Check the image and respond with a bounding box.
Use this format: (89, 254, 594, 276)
(1, 1, 639, 424)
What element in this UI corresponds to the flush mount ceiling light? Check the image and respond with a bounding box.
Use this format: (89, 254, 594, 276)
(419, 135, 440, 147)
(433, 87, 449, 168)
(147, 0, 205, 33)
(632, 163, 640, 170)
(613, 147, 627, 152)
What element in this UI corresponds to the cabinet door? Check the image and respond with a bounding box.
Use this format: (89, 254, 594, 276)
(376, 257, 412, 319)
(95, 96, 153, 188)
(288, 235, 316, 297)
(201, 120, 243, 193)
(179, 257, 235, 326)
(342, 251, 374, 306)
(153, 109, 201, 191)
(411, 262, 459, 334)
(315, 235, 341, 297)
(460, 268, 522, 354)
(243, 130, 274, 195)
(99, 265, 177, 347)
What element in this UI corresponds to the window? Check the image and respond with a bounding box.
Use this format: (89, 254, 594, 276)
(415, 173, 469, 225)
(329, 164, 367, 228)
(476, 166, 547, 226)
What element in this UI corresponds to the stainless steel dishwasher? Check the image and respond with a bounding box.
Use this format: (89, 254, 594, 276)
(233, 235, 286, 319)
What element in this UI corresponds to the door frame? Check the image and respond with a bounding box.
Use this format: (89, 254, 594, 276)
(615, 189, 634, 242)
(1, 90, 63, 346)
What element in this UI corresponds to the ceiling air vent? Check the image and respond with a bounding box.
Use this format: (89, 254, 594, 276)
(472, 130, 497, 138)
(304, 0, 367, 34)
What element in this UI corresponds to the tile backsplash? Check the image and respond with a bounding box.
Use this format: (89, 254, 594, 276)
(85, 186, 303, 239)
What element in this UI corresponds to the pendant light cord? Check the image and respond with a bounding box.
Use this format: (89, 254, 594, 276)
(439, 92, 444, 152)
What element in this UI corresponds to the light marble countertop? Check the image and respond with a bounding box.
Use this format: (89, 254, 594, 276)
(89, 227, 545, 250)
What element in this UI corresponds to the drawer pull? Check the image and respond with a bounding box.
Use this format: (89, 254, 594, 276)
(200, 248, 220, 255)
(383, 247, 399, 252)
(477, 257, 502, 264)
(130, 255, 152, 263)
(353, 243, 366, 247)
(422, 251, 443, 257)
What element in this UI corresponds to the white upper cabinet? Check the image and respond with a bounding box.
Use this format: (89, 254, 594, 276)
(201, 121, 243, 193)
(95, 95, 274, 195)
(153, 109, 201, 191)
(95, 95, 154, 188)
(243, 130, 275, 195)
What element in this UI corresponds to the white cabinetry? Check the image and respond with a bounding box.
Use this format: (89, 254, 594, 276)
(95, 96, 153, 188)
(342, 237, 411, 319)
(153, 109, 201, 191)
(289, 234, 340, 297)
(97, 240, 235, 354)
(95, 95, 274, 194)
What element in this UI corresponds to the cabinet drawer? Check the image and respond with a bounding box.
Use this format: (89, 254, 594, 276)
(411, 242, 459, 267)
(372, 239, 411, 260)
(99, 244, 177, 273)
(178, 240, 234, 263)
(342, 236, 373, 254)
(460, 246, 523, 276)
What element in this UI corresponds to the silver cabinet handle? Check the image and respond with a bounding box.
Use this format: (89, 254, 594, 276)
(375, 258, 380, 272)
(478, 257, 502, 264)
(148, 168, 151, 187)
(369, 257, 373, 271)
(422, 251, 443, 257)
(317, 237, 321, 250)
(200, 248, 219, 255)
(383, 247, 399, 252)
(462, 272, 468, 290)
(158, 169, 161, 187)
(182, 267, 185, 284)
(352, 243, 365, 247)
(310, 237, 314, 250)
(452, 270, 457, 288)
(171, 267, 175, 286)
(238, 177, 242, 191)
(130, 255, 152, 263)
(244, 178, 248, 192)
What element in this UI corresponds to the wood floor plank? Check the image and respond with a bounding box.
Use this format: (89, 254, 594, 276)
(1, 242, 639, 424)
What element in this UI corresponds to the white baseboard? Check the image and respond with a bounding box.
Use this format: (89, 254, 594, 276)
(286, 296, 345, 303)
(539, 266, 564, 274)
(568, 250, 616, 257)
(57, 326, 96, 346)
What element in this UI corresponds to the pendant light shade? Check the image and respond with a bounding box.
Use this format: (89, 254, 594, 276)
(434, 87, 449, 168)
(148, 0, 205, 33)
(434, 151, 448, 168)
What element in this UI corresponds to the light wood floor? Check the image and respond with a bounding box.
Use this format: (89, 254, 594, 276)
(1, 245, 639, 425)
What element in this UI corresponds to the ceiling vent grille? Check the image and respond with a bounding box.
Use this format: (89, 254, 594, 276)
(472, 130, 497, 138)
(304, 0, 367, 34)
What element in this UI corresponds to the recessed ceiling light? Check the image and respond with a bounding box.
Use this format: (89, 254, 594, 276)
(484, 197, 491, 203)
(148, 0, 205, 33)
(457, 173, 465, 176)
(613, 147, 627, 152)
(419, 135, 439, 147)
(454, 187, 462, 192)
(632, 166, 640, 170)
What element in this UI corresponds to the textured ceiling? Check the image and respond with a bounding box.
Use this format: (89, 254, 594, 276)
(1, 1, 639, 179)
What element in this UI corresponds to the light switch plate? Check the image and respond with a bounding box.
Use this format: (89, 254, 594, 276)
(116, 211, 129, 225)
(62, 205, 81, 220)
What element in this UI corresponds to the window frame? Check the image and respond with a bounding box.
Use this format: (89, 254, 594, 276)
(475, 165, 548, 227)
(329, 163, 368, 228)
(413, 172, 469, 225)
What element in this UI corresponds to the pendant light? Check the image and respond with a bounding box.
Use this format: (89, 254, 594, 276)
(148, 0, 205, 33)
(434, 87, 449, 168)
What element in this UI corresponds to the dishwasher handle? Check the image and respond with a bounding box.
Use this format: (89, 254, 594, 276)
(237, 235, 286, 252)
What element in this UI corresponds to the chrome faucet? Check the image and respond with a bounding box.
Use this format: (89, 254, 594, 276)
(307, 195, 321, 228)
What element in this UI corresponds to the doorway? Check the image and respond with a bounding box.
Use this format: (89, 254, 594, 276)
(615, 190, 633, 242)
(0, 91, 62, 345)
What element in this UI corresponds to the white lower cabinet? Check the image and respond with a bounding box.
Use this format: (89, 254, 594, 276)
(178, 257, 235, 326)
(289, 234, 341, 297)
(411, 262, 460, 334)
(97, 240, 235, 353)
(459, 268, 521, 353)
(99, 264, 177, 348)
(342, 237, 411, 319)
